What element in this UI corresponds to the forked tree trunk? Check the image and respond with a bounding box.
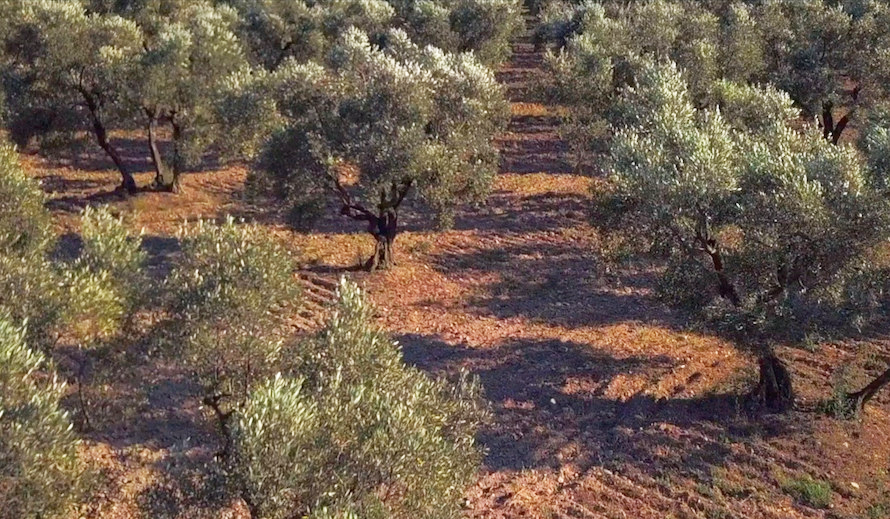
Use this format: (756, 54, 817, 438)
(846, 366, 890, 414)
(821, 101, 854, 145)
(364, 210, 398, 271)
(335, 179, 412, 272)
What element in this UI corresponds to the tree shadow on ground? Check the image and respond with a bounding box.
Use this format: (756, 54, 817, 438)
(31, 137, 157, 175)
(432, 238, 677, 329)
(452, 190, 588, 233)
(498, 133, 573, 175)
(44, 188, 131, 213)
(399, 333, 806, 509)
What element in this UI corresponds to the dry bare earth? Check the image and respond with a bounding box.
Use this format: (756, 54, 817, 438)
(22, 16, 890, 519)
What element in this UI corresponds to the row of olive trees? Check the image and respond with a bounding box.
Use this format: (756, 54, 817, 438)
(0, 139, 488, 518)
(535, 0, 890, 413)
(537, 0, 890, 159)
(0, 0, 520, 195)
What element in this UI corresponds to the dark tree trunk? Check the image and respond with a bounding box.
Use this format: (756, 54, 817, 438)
(146, 110, 168, 189)
(821, 102, 834, 141)
(749, 350, 795, 412)
(364, 210, 398, 271)
(163, 120, 183, 194)
(334, 178, 412, 272)
(82, 92, 138, 194)
(696, 226, 740, 306)
(846, 366, 890, 414)
(821, 101, 854, 145)
(831, 112, 851, 145)
(204, 392, 259, 518)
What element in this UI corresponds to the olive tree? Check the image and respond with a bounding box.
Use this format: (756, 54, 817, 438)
(0, 317, 84, 519)
(229, 279, 488, 519)
(597, 61, 890, 411)
(0, 0, 143, 193)
(538, 0, 890, 152)
(0, 136, 145, 350)
(446, 0, 523, 66)
(130, 1, 250, 192)
(225, 0, 521, 70)
(166, 217, 301, 428)
(539, 0, 724, 163)
(223, 0, 395, 70)
(251, 28, 507, 270)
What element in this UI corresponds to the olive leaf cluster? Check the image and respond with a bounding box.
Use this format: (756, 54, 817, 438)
(165, 216, 301, 408)
(0, 317, 84, 519)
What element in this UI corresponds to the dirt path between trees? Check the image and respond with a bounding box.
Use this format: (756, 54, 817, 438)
(356, 18, 890, 519)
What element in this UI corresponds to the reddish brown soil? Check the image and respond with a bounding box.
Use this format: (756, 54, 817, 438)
(20, 18, 890, 519)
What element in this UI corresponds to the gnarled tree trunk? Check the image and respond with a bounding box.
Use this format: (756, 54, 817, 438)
(693, 214, 795, 412)
(364, 210, 398, 271)
(146, 109, 167, 189)
(334, 177, 413, 272)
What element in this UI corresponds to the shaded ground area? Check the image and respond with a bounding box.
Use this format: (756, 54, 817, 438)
(19, 13, 890, 519)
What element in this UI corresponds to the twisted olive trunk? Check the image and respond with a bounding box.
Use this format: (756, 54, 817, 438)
(692, 214, 794, 411)
(364, 210, 398, 271)
(335, 178, 413, 272)
(750, 348, 795, 411)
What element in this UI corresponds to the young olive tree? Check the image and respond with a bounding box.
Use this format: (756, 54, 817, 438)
(229, 279, 488, 519)
(0, 318, 84, 519)
(0, 136, 145, 352)
(598, 61, 890, 412)
(0, 140, 64, 349)
(251, 28, 507, 270)
(166, 217, 301, 433)
(131, 1, 250, 192)
(0, 0, 143, 193)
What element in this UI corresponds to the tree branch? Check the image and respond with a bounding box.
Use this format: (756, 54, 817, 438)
(330, 172, 376, 221)
(694, 207, 741, 306)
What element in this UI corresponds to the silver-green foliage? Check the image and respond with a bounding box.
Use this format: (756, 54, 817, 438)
(601, 61, 890, 329)
(0, 141, 65, 347)
(447, 0, 522, 66)
(0, 0, 142, 148)
(0, 140, 144, 348)
(0, 142, 53, 257)
(226, 0, 520, 71)
(252, 28, 507, 229)
(231, 279, 487, 519)
(0, 317, 82, 519)
(66, 206, 147, 339)
(167, 217, 300, 401)
(540, 0, 723, 158)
